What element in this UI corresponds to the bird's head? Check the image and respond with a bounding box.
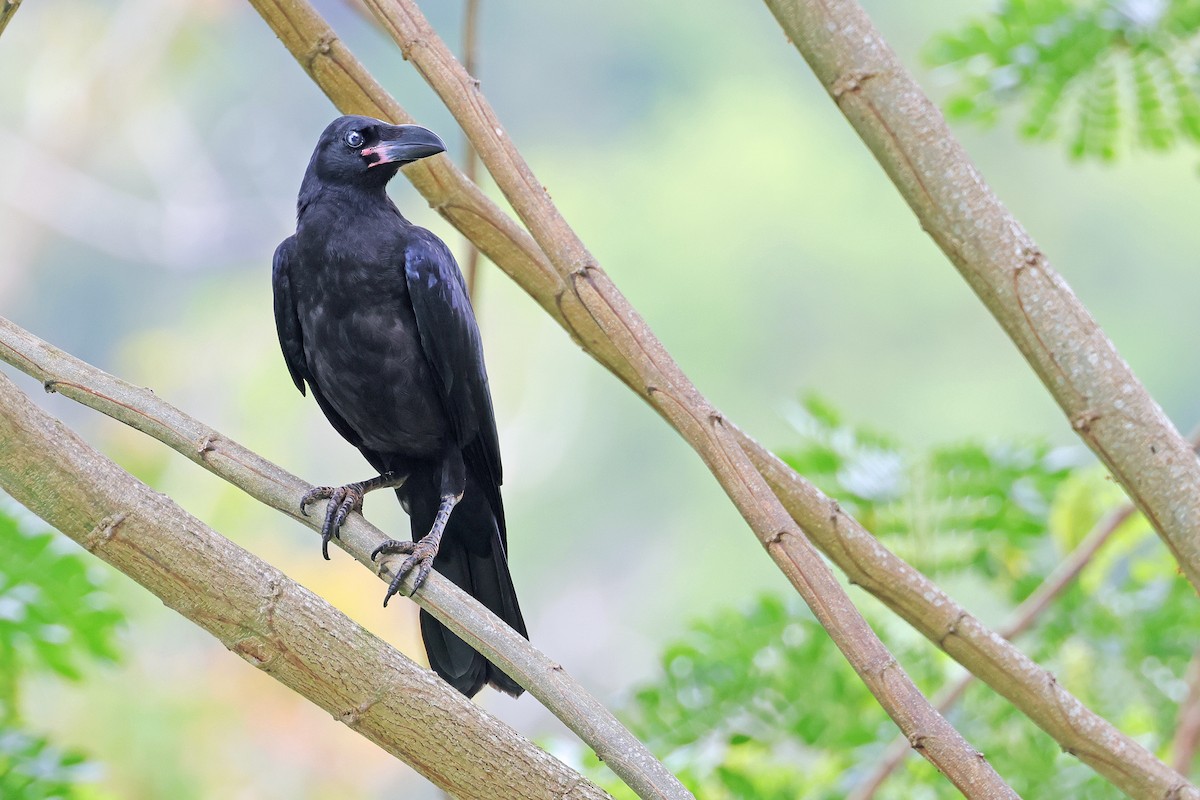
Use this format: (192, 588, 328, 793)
(304, 115, 447, 189)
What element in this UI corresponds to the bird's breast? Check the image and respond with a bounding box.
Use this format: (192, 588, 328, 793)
(299, 277, 450, 457)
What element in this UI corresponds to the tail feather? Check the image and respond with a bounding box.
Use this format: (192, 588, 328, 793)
(399, 466, 526, 697)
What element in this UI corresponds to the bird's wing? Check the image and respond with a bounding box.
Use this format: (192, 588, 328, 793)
(272, 236, 309, 395)
(403, 229, 505, 520)
(273, 235, 373, 455)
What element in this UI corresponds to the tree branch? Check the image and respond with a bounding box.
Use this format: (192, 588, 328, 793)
(742, 430, 1196, 798)
(460, 0, 482, 300)
(0, 318, 688, 800)
(0, 368, 610, 800)
(244, 1, 1198, 796)
(1175, 647, 1200, 777)
(848, 491, 1159, 799)
(760, 0, 1200, 593)
(329, 1, 1024, 796)
(0, 0, 21, 40)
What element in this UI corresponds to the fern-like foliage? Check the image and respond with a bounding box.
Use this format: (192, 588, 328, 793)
(779, 396, 1079, 600)
(0, 502, 122, 797)
(573, 400, 1198, 799)
(927, 0, 1200, 159)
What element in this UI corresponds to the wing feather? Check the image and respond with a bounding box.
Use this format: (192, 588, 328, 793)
(272, 237, 309, 396)
(273, 235, 374, 456)
(403, 229, 505, 531)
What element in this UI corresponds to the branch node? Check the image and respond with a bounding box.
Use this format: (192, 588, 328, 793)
(197, 433, 218, 458)
(399, 35, 423, 61)
(908, 732, 927, 751)
(767, 528, 788, 546)
(340, 692, 383, 727)
(1166, 784, 1191, 800)
(1017, 246, 1044, 272)
(831, 70, 877, 99)
(1072, 408, 1101, 433)
(230, 635, 283, 670)
(569, 263, 595, 281)
(305, 32, 336, 70)
(84, 512, 127, 552)
(938, 611, 969, 648)
(42, 379, 58, 394)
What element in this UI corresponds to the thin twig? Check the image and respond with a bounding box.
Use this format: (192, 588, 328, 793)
(460, 0, 482, 300)
(761, 0, 1200, 593)
(849, 502, 1140, 800)
(740, 429, 1197, 799)
(242, 1, 1199, 796)
(0, 370, 610, 800)
(1175, 648, 1200, 776)
(0, 317, 690, 800)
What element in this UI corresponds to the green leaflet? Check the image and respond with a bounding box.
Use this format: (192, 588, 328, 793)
(927, 0, 1200, 160)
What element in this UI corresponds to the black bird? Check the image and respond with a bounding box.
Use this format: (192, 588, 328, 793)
(272, 115, 526, 697)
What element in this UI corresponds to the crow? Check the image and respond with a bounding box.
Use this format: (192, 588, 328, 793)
(272, 115, 526, 697)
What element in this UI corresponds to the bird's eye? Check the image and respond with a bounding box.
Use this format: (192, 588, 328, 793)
(344, 130, 365, 149)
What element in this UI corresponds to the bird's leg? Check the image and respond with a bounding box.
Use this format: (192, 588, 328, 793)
(300, 471, 408, 560)
(371, 492, 462, 606)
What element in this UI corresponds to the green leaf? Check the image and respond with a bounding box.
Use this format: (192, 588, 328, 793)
(574, 400, 1195, 797)
(0, 502, 124, 718)
(0, 727, 95, 800)
(929, 0, 1200, 160)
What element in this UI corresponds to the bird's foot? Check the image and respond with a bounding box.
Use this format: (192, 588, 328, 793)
(370, 491, 460, 606)
(300, 471, 407, 560)
(371, 536, 441, 606)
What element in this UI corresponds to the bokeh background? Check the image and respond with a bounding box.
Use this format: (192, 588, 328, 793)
(1, 0, 1197, 797)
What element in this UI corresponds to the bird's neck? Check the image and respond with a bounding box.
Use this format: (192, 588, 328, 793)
(297, 178, 399, 222)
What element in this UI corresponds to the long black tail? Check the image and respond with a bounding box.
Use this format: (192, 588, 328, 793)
(398, 466, 526, 697)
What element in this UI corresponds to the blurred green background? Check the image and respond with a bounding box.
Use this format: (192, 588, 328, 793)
(1, 0, 1197, 797)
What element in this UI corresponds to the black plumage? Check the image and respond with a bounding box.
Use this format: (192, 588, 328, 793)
(272, 115, 526, 697)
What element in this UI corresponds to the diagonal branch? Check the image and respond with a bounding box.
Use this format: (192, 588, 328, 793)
(244, 1, 1198, 796)
(0, 368, 610, 800)
(345, 1, 1018, 796)
(459, 0, 483, 299)
(760, 0, 1200, 593)
(0, 318, 689, 800)
(742, 430, 1197, 798)
(1176, 647, 1200, 777)
(0, 0, 21, 39)
(848, 489, 1162, 800)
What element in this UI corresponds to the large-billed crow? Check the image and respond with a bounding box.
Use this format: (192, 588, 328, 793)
(272, 115, 526, 697)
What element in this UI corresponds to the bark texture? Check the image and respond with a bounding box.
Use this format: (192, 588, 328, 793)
(0, 368, 610, 800)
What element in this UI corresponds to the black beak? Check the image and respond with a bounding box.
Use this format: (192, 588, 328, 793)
(362, 124, 446, 168)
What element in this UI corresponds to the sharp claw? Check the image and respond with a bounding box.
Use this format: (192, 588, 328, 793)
(300, 485, 332, 517)
(373, 539, 434, 605)
(320, 493, 341, 559)
(332, 498, 354, 536)
(382, 578, 402, 608)
(411, 560, 434, 593)
(372, 538, 411, 561)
